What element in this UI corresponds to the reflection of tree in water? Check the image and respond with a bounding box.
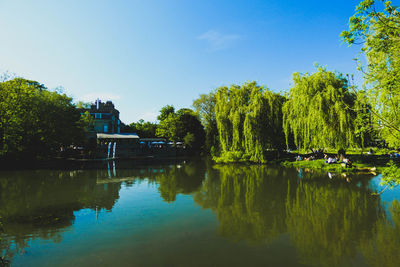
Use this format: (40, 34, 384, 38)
(0, 160, 196, 263)
(360, 200, 400, 267)
(1, 161, 397, 267)
(194, 165, 297, 243)
(156, 161, 206, 202)
(193, 164, 388, 266)
(0, 169, 122, 262)
(285, 179, 381, 267)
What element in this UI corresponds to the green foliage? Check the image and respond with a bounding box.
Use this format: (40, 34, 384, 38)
(342, 0, 400, 147)
(213, 151, 250, 163)
(353, 90, 375, 149)
(183, 132, 195, 148)
(282, 67, 357, 150)
(381, 160, 400, 188)
(75, 101, 91, 109)
(214, 81, 286, 163)
(157, 105, 175, 121)
(0, 78, 84, 159)
(80, 111, 95, 132)
(192, 91, 219, 153)
(156, 112, 178, 141)
(156, 106, 205, 150)
(127, 119, 157, 138)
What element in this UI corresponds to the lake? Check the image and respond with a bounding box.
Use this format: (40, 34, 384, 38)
(0, 158, 399, 267)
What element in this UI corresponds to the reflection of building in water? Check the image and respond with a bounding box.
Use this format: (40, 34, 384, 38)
(0, 169, 123, 262)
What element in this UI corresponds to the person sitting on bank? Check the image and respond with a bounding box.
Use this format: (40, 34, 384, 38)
(325, 157, 337, 164)
(296, 155, 302, 161)
(345, 158, 353, 168)
(305, 155, 315, 161)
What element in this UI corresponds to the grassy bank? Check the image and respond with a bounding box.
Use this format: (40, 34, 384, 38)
(281, 153, 397, 174)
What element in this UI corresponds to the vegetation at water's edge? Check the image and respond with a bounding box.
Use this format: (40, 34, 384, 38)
(282, 159, 379, 174)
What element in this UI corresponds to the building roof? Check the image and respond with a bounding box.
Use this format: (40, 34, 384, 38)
(97, 133, 139, 139)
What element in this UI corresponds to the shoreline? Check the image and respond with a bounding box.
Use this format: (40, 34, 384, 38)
(281, 159, 380, 175)
(213, 151, 397, 176)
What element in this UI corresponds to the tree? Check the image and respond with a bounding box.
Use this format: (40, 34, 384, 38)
(353, 90, 375, 150)
(156, 106, 205, 150)
(127, 119, 157, 138)
(0, 78, 85, 160)
(341, 0, 400, 147)
(156, 112, 178, 141)
(157, 105, 175, 121)
(193, 91, 219, 152)
(80, 111, 95, 132)
(214, 81, 286, 162)
(282, 67, 357, 150)
(76, 101, 91, 109)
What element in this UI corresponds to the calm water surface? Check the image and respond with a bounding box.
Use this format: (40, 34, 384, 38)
(0, 159, 399, 267)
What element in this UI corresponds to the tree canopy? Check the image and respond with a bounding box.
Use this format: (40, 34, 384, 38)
(192, 91, 219, 153)
(156, 106, 205, 150)
(341, 0, 400, 147)
(122, 119, 158, 138)
(282, 67, 357, 150)
(0, 78, 84, 160)
(214, 81, 286, 162)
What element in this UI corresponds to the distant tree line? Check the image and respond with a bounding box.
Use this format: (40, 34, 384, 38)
(122, 105, 205, 151)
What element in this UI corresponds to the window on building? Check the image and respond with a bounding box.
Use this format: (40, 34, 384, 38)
(95, 113, 101, 119)
(104, 125, 108, 133)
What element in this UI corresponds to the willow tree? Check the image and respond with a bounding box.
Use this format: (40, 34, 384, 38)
(215, 81, 285, 162)
(282, 67, 357, 150)
(341, 0, 400, 148)
(244, 88, 286, 162)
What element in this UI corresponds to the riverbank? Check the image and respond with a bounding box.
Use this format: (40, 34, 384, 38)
(281, 153, 397, 175)
(281, 159, 379, 175)
(212, 150, 397, 176)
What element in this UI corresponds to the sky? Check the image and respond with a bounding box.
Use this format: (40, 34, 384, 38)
(0, 0, 364, 123)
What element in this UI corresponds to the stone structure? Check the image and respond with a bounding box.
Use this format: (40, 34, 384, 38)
(80, 99, 121, 134)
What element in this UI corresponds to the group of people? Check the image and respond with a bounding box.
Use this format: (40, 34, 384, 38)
(295, 151, 353, 168)
(296, 155, 315, 161)
(324, 154, 352, 168)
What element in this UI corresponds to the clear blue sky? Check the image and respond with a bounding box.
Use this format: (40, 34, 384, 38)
(0, 0, 363, 123)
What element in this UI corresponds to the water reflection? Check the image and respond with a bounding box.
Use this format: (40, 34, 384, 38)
(0, 167, 122, 260)
(360, 200, 400, 267)
(0, 160, 400, 266)
(285, 179, 380, 267)
(193, 165, 293, 243)
(192, 165, 385, 267)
